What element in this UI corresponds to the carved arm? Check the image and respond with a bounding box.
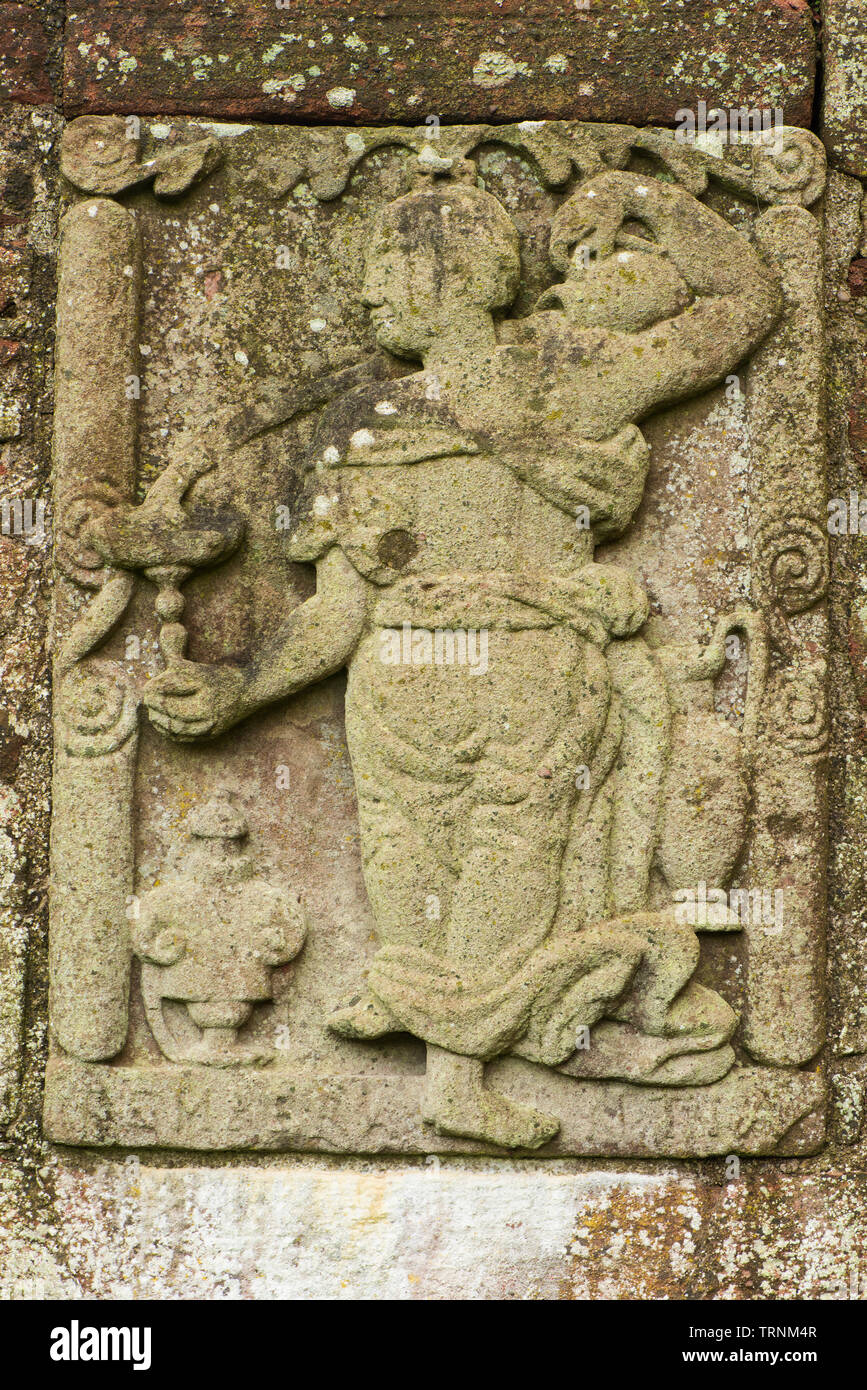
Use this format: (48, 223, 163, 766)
(143, 547, 368, 740)
(551, 170, 783, 415)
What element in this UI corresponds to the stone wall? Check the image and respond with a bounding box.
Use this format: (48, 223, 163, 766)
(3, 0, 867, 1301)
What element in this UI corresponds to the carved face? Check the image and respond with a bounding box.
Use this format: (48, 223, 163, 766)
(361, 183, 520, 357)
(362, 222, 441, 356)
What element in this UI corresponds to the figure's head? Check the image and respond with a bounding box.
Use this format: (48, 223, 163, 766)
(362, 181, 520, 357)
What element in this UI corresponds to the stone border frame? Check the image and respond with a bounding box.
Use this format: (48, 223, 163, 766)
(43, 115, 830, 1157)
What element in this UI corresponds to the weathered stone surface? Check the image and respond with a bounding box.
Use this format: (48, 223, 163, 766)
(43, 1057, 825, 1156)
(0, 105, 59, 1145)
(43, 115, 831, 1160)
(0, 5, 51, 107)
(3, 1159, 867, 1299)
(822, 0, 867, 178)
(0, 822, 26, 1123)
(62, 0, 817, 126)
(741, 204, 828, 1067)
(2, 4, 867, 1304)
(823, 166, 867, 1080)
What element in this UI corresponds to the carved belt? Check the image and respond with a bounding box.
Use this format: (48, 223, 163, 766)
(370, 567, 647, 644)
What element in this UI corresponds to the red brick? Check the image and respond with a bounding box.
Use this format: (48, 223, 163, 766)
(849, 259, 867, 299)
(63, 0, 816, 127)
(0, 4, 51, 105)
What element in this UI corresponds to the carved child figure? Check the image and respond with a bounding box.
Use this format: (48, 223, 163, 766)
(144, 166, 781, 1146)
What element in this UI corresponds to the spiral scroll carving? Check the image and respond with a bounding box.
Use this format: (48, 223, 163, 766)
(755, 516, 829, 617)
(749, 128, 827, 209)
(55, 482, 123, 589)
(57, 662, 138, 758)
(764, 664, 828, 755)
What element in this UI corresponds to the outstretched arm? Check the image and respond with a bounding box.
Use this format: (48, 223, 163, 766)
(143, 547, 368, 741)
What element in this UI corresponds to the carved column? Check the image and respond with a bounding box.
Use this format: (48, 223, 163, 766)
(745, 206, 829, 1067)
(50, 198, 141, 1060)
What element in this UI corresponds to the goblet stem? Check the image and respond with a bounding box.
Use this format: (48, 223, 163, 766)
(146, 564, 191, 666)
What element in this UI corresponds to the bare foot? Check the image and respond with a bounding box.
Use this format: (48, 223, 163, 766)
(423, 1087, 560, 1149)
(422, 1044, 560, 1149)
(327, 992, 398, 1039)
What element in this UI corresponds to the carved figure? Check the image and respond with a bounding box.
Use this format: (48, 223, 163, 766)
(143, 166, 781, 1145)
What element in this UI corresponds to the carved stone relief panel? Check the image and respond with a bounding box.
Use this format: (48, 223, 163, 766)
(45, 115, 830, 1156)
